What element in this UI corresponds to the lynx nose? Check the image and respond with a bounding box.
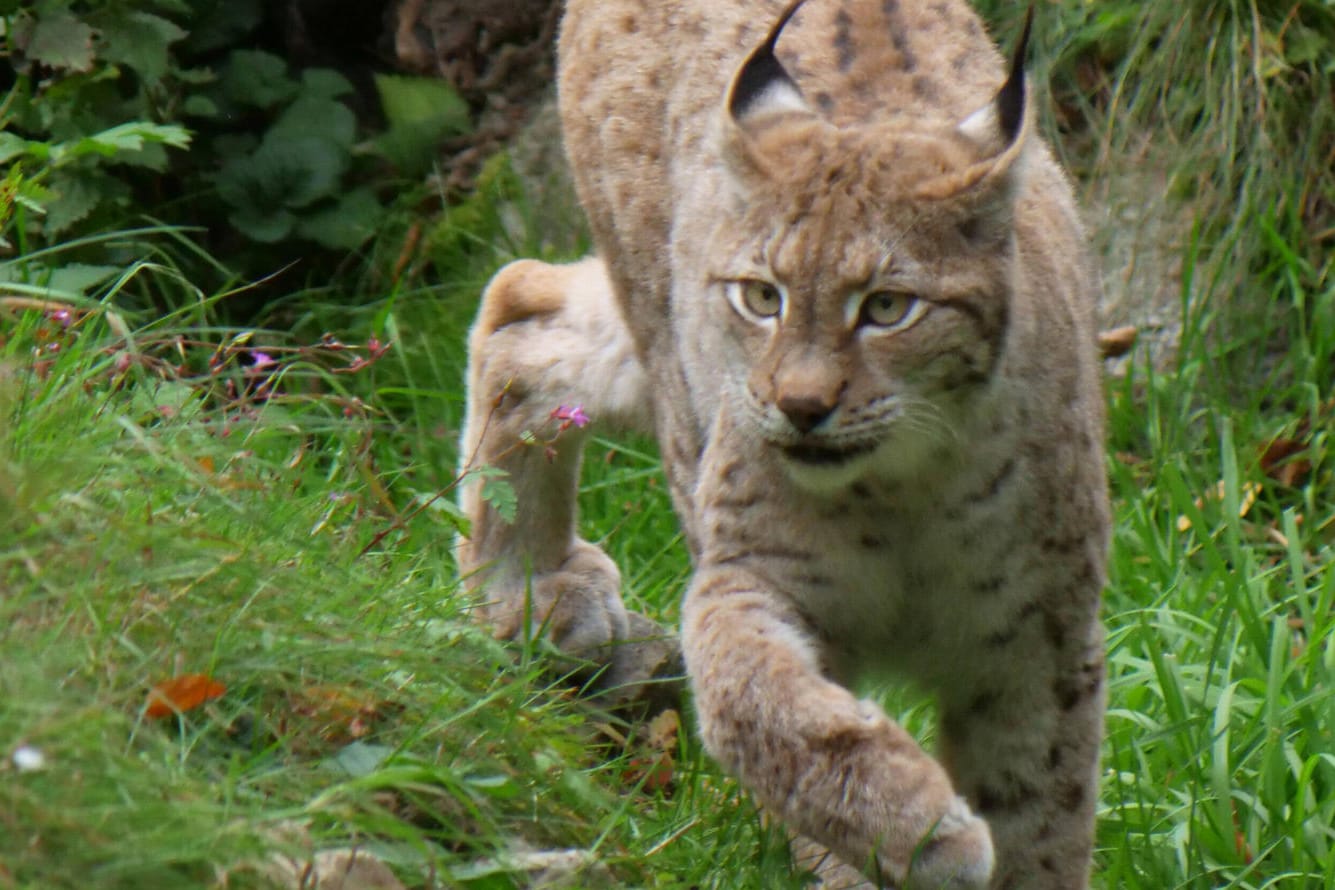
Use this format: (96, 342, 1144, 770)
(777, 393, 836, 434)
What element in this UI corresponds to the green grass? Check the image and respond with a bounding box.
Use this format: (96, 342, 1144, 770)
(0, 233, 784, 890)
(1095, 215, 1335, 886)
(3, 2, 1334, 888)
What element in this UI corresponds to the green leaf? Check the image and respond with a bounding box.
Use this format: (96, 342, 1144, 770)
(0, 164, 36, 231)
(480, 475, 517, 524)
(44, 263, 121, 296)
(181, 95, 220, 118)
(0, 262, 121, 297)
(221, 49, 297, 109)
(89, 10, 187, 83)
(295, 188, 383, 250)
(269, 96, 357, 152)
(23, 10, 96, 72)
(283, 140, 349, 209)
(1284, 24, 1326, 68)
(118, 143, 172, 172)
(227, 206, 296, 243)
(373, 74, 472, 174)
(302, 68, 355, 100)
(375, 74, 471, 134)
(0, 134, 32, 166)
(330, 741, 395, 778)
(13, 180, 53, 216)
(128, 380, 204, 423)
(181, 0, 262, 55)
(44, 170, 119, 235)
(171, 65, 217, 86)
(54, 122, 192, 164)
(216, 137, 346, 214)
(464, 773, 521, 799)
(410, 491, 471, 535)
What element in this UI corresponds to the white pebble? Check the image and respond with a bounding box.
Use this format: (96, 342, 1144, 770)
(12, 745, 45, 772)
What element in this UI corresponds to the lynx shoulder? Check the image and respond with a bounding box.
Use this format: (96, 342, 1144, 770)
(458, 1, 1110, 887)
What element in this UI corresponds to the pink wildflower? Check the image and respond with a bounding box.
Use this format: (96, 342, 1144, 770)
(550, 404, 591, 429)
(367, 336, 390, 358)
(250, 351, 276, 370)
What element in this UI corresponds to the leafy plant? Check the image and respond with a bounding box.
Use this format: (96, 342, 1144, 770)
(209, 57, 378, 248)
(1, 0, 473, 280)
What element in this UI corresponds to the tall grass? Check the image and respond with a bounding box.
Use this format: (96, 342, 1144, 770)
(1095, 209, 1335, 886)
(980, 0, 1334, 383)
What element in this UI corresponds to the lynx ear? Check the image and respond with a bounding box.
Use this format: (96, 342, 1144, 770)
(958, 5, 1033, 152)
(725, 0, 813, 130)
(915, 6, 1034, 208)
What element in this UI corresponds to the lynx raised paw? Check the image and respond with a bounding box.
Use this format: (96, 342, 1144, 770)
(473, 540, 683, 705)
(480, 540, 630, 663)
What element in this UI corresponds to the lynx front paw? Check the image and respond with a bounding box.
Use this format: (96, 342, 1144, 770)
(481, 540, 630, 664)
(906, 796, 994, 890)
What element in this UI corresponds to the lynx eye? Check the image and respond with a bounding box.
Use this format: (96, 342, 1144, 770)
(728, 279, 784, 321)
(858, 290, 921, 329)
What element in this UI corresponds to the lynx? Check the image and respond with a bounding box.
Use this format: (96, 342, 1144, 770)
(457, 1, 1109, 887)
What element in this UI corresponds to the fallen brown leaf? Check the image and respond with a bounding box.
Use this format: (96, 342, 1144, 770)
(286, 685, 391, 745)
(1098, 325, 1139, 359)
(622, 708, 681, 793)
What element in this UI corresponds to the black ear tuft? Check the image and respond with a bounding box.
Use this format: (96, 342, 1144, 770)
(996, 5, 1034, 144)
(728, 0, 809, 121)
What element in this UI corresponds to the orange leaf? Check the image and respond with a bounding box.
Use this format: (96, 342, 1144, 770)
(623, 752, 675, 794)
(620, 709, 681, 794)
(146, 674, 226, 718)
(1259, 437, 1311, 486)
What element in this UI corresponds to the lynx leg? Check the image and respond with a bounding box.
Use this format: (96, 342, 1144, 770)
(937, 627, 1105, 890)
(684, 580, 994, 889)
(458, 257, 652, 668)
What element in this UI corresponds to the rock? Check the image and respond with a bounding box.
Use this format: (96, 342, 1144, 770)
(598, 610, 686, 715)
(264, 849, 407, 890)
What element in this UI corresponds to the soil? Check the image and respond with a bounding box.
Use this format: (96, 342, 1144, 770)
(390, 0, 563, 193)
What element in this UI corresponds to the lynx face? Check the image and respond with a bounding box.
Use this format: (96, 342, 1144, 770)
(706, 44, 1026, 490)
